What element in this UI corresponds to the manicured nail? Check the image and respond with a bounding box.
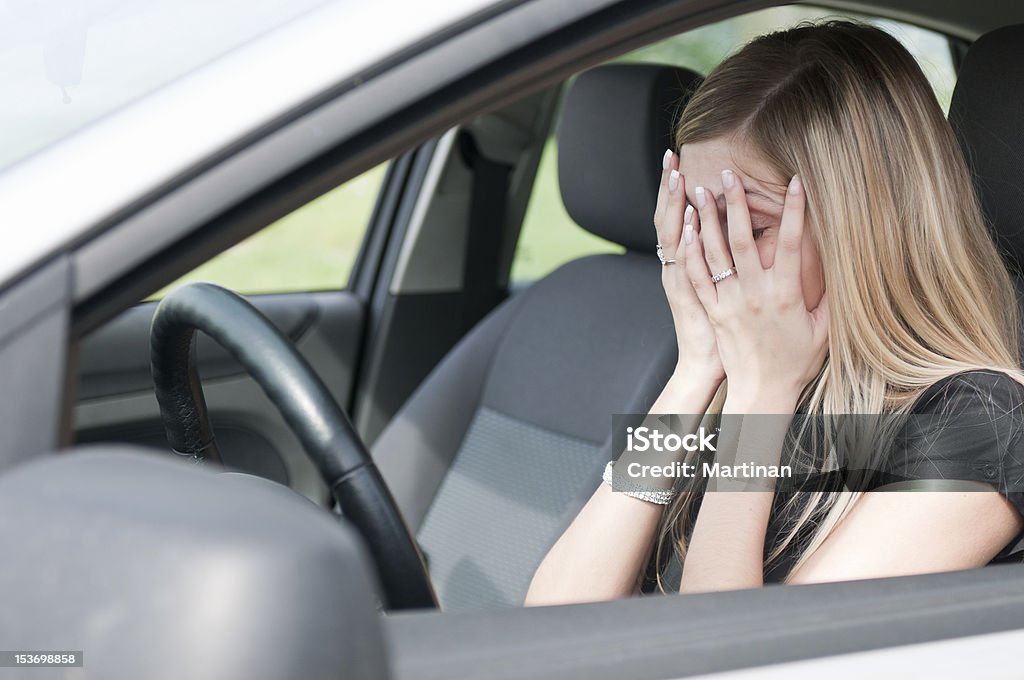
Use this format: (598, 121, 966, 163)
(662, 149, 673, 169)
(684, 224, 694, 245)
(684, 204, 694, 224)
(789, 175, 802, 195)
(668, 169, 680, 192)
(695, 185, 706, 208)
(721, 169, 735, 189)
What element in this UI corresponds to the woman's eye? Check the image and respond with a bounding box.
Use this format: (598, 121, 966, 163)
(752, 228, 769, 241)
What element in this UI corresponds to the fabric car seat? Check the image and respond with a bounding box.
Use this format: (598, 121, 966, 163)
(372, 63, 703, 609)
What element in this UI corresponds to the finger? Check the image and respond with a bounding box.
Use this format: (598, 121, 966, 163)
(653, 149, 677, 229)
(683, 204, 717, 309)
(660, 169, 686, 259)
(775, 175, 806, 298)
(721, 169, 760, 276)
(693, 185, 733, 279)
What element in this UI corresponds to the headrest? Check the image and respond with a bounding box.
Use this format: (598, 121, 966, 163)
(557, 64, 703, 252)
(949, 25, 1024, 273)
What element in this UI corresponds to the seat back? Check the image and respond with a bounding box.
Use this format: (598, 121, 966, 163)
(949, 25, 1024, 278)
(372, 64, 703, 609)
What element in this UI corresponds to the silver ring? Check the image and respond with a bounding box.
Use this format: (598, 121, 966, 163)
(656, 243, 677, 266)
(711, 267, 736, 284)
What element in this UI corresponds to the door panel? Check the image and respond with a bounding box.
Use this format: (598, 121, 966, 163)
(73, 290, 364, 502)
(384, 565, 1024, 679)
(78, 294, 323, 400)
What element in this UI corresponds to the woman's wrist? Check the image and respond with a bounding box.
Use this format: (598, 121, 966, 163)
(723, 383, 800, 415)
(651, 367, 722, 416)
(671, 362, 723, 388)
(667, 366, 722, 400)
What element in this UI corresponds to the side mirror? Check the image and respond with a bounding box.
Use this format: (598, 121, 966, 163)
(0, 446, 389, 680)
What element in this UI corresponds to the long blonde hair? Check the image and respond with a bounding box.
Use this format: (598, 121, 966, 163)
(656, 20, 1024, 584)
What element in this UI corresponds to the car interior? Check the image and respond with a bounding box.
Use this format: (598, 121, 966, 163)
(70, 4, 1024, 612)
(78, 59, 704, 611)
(36, 1, 1024, 675)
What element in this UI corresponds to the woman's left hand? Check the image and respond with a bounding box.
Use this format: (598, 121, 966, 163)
(685, 171, 829, 407)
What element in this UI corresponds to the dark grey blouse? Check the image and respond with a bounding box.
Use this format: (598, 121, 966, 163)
(648, 370, 1024, 591)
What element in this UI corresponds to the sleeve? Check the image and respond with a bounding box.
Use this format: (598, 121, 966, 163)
(882, 370, 1024, 559)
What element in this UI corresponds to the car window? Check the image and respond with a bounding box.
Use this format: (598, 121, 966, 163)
(151, 162, 387, 298)
(509, 6, 957, 284)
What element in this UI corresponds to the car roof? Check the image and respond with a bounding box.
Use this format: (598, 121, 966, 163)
(0, 0, 343, 173)
(1, 0, 1022, 294)
(0, 0, 502, 290)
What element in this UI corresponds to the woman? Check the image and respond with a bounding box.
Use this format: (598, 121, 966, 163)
(525, 20, 1024, 604)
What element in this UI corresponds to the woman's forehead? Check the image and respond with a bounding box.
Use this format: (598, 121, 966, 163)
(679, 139, 786, 205)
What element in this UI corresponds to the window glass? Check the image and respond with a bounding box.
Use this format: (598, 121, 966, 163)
(510, 7, 956, 284)
(619, 8, 956, 110)
(152, 162, 386, 298)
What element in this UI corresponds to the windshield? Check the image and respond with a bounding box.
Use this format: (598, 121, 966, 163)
(0, 0, 337, 172)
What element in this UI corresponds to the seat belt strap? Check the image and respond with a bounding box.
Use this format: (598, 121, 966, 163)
(458, 130, 513, 333)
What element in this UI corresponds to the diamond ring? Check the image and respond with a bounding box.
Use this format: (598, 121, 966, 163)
(711, 267, 736, 284)
(656, 243, 677, 266)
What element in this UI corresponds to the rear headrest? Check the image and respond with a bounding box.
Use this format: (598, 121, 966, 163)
(949, 25, 1024, 273)
(557, 64, 703, 252)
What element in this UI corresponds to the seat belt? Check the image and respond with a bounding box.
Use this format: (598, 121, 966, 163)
(457, 130, 513, 333)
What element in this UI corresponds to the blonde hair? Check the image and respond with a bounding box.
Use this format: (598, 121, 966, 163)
(655, 20, 1024, 585)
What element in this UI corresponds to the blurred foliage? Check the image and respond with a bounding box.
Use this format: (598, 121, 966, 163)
(149, 164, 387, 298)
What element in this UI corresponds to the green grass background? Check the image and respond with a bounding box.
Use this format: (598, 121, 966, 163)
(155, 7, 956, 298)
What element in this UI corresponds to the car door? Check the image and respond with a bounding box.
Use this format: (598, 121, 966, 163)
(16, 1, 1023, 677)
(73, 160, 399, 501)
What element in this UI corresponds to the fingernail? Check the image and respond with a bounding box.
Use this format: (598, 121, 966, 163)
(684, 224, 694, 245)
(662, 149, 673, 170)
(684, 204, 694, 225)
(668, 169, 680, 192)
(695, 185, 706, 208)
(721, 169, 735, 189)
(789, 175, 802, 195)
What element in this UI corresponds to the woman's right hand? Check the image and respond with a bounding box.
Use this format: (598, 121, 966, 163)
(655, 149, 725, 387)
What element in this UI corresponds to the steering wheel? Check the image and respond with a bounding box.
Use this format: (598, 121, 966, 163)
(149, 282, 437, 611)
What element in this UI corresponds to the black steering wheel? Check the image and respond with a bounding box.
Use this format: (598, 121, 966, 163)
(149, 282, 437, 611)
